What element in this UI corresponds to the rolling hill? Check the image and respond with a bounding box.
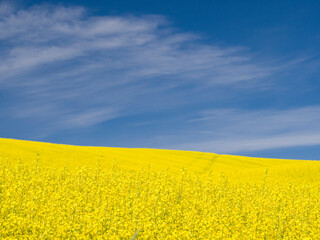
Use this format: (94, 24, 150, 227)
(0, 138, 315, 175)
(1, 137, 320, 239)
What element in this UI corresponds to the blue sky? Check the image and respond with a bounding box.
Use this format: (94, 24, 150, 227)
(0, 0, 320, 159)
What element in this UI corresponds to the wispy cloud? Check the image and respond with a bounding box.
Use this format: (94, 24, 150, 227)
(183, 133, 320, 154)
(0, 1, 15, 17)
(0, 3, 277, 133)
(2, 1, 318, 155)
(172, 106, 320, 153)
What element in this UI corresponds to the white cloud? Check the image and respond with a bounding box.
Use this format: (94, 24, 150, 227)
(60, 108, 119, 128)
(0, 1, 15, 18)
(0, 3, 281, 133)
(177, 133, 320, 154)
(172, 106, 320, 153)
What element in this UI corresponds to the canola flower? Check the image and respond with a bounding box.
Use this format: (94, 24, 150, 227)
(0, 138, 319, 239)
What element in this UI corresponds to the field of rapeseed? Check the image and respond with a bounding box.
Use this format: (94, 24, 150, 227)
(1, 138, 319, 239)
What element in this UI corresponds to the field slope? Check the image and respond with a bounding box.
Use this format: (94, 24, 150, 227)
(0, 138, 315, 174)
(1, 138, 319, 239)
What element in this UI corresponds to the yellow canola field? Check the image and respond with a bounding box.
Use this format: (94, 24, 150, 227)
(0, 138, 319, 239)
